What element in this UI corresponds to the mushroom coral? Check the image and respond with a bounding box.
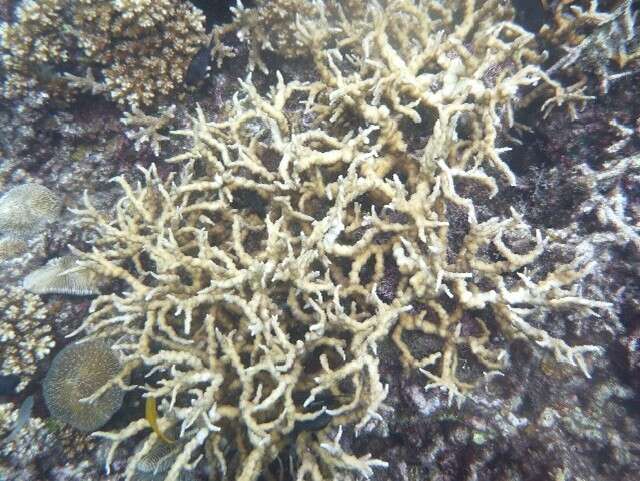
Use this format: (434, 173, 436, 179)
(43, 340, 126, 432)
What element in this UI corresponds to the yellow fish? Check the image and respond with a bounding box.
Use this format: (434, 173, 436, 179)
(145, 397, 175, 444)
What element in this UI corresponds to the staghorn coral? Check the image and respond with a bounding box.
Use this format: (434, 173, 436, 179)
(72, 159, 398, 480)
(0, 183, 62, 239)
(211, 0, 321, 73)
(580, 151, 640, 250)
(66, 1, 612, 480)
(0, 0, 207, 109)
(542, 0, 640, 94)
(121, 104, 177, 157)
(0, 286, 55, 392)
(43, 339, 126, 432)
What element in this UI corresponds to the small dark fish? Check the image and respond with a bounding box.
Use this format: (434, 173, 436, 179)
(0, 375, 20, 396)
(291, 391, 349, 437)
(2, 395, 34, 445)
(185, 44, 212, 87)
(292, 410, 332, 436)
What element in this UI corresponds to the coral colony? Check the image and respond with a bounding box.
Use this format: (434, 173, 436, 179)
(0, 0, 206, 108)
(0, 287, 54, 394)
(68, 1, 615, 479)
(23, 255, 102, 296)
(0, 1, 637, 481)
(0, 183, 61, 239)
(43, 340, 125, 432)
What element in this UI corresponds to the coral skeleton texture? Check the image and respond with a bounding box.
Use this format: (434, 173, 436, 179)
(43, 339, 126, 432)
(62, 0, 615, 480)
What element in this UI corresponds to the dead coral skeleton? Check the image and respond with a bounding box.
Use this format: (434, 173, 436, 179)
(68, 1, 612, 480)
(576, 122, 640, 250)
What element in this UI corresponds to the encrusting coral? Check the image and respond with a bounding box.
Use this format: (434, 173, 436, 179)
(65, 1, 613, 480)
(0, 286, 55, 392)
(0, 0, 207, 109)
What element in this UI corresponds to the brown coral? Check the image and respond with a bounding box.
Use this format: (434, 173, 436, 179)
(0, 0, 207, 109)
(0, 0, 73, 101)
(0, 236, 28, 260)
(212, 0, 320, 73)
(43, 339, 126, 432)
